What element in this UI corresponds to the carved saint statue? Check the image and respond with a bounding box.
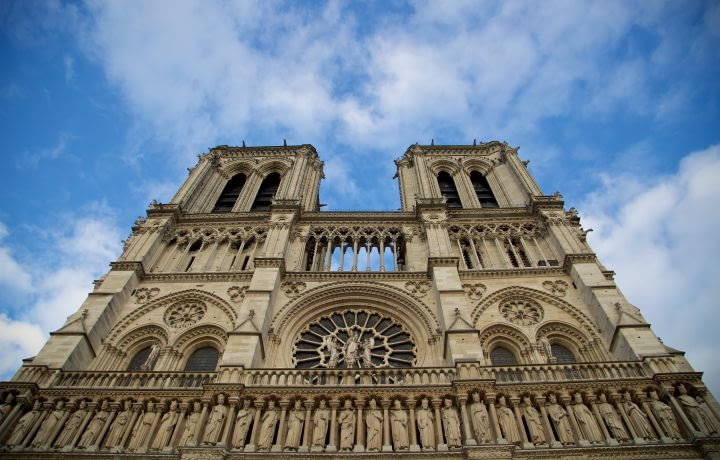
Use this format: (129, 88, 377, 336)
(469, 393, 491, 443)
(416, 398, 435, 450)
(597, 394, 629, 442)
(312, 400, 330, 450)
(338, 400, 355, 452)
(572, 393, 603, 443)
(105, 400, 132, 449)
(648, 391, 681, 439)
(31, 400, 65, 448)
(78, 400, 110, 448)
(0, 394, 16, 424)
(546, 394, 574, 445)
(390, 400, 409, 451)
(497, 396, 521, 444)
(538, 335, 553, 362)
(7, 401, 42, 447)
(257, 400, 278, 451)
(677, 384, 710, 434)
(344, 331, 361, 368)
(128, 401, 155, 451)
(202, 394, 228, 445)
(284, 400, 304, 451)
(179, 402, 202, 446)
(441, 399, 462, 448)
(365, 399, 383, 452)
(325, 336, 340, 368)
(361, 336, 375, 368)
(521, 396, 546, 445)
(54, 401, 87, 448)
(140, 342, 161, 371)
(232, 399, 254, 449)
(695, 396, 719, 435)
(152, 400, 179, 450)
(622, 392, 655, 440)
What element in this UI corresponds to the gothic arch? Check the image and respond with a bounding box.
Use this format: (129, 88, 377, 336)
(173, 324, 228, 355)
(478, 323, 531, 364)
(220, 160, 254, 179)
(270, 282, 440, 367)
(428, 159, 461, 176)
(471, 286, 600, 339)
(255, 159, 291, 176)
(106, 289, 237, 344)
(461, 158, 494, 176)
(116, 324, 169, 354)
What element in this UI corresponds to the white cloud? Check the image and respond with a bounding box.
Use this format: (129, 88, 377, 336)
(0, 315, 46, 377)
(0, 223, 32, 294)
(582, 144, 720, 394)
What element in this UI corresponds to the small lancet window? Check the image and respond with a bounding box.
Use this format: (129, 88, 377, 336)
(251, 172, 281, 211)
(437, 171, 462, 208)
(551, 344, 576, 364)
(184, 239, 203, 272)
(490, 346, 518, 366)
(184, 346, 220, 372)
(127, 347, 152, 371)
(212, 173, 246, 212)
(470, 171, 498, 208)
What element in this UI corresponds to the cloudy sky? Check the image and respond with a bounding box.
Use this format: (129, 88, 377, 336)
(1, 0, 718, 392)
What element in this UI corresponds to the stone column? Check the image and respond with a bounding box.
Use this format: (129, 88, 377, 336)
(640, 396, 667, 443)
(119, 405, 142, 450)
(20, 404, 50, 450)
(353, 399, 365, 452)
(221, 398, 238, 448)
(381, 399, 392, 452)
(458, 395, 476, 445)
(244, 401, 264, 452)
(327, 399, 339, 452)
(666, 393, 700, 439)
(139, 404, 162, 453)
(588, 396, 616, 446)
(563, 399, 584, 447)
(166, 404, 187, 452)
(272, 400, 289, 452)
(487, 395, 506, 444)
(407, 399, 420, 452)
(432, 398, 447, 451)
(43, 406, 71, 450)
(192, 401, 209, 445)
(299, 399, 314, 452)
(510, 397, 532, 448)
(87, 405, 117, 452)
(537, 397, 560, 448)
(614, 394, 642, 445)
(0, 402, 23, 440)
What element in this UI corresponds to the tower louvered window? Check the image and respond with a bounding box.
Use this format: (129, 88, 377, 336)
(212, 173, 246, 212)
(437, 171, 462, 208)
(470, 171, 498, 207)
(251, 172, 281, 211)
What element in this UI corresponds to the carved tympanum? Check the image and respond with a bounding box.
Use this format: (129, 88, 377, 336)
(499, 298, 543, 326)
(163, 302, 206, 329)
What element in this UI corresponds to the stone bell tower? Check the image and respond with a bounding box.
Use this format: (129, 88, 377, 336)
(0, 141, 718, 459)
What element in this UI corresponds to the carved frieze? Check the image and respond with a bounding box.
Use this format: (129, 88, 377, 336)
(542, 280, 569, 297)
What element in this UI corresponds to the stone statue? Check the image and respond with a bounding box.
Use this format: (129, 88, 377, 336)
(6, 401, 42, 447)
(202, 394, 227, 445)
(54, 401, 87, 448)
(546, 394, 574, 445)
(152, 400, 179, 450)
(105, 400, 132, 449)
(441, 398, 462, 448)
(312, 400, 330, 450)
(361, 336, 375, 368)
(597, 394, 629, 442)
(284, 400, 304, 451)
(390, 400, 409, 451)
(538, 335, 553, 362)
(622, 392, 655, 440)
(31, 400, 64, 448)
(696, 396, 719, 435)
(232, 399, 254, 449)
(257, 400, 278, 451)
(179, 402, 202, 446)
(648, 391, 681, 439)
(78, 400, 110, 448)
(572, 393, 603, 443)
(140, 342, 160, 371)
(338, 400, 355, 452)
(344, 331, 361, 368)
(416, 398, 435, 450)
(469, 393, 491, 443)
(365, 399, 383, 452)
(676, 384, 709, 434)
(0, 394, 15, 423)
(326, 336, 340, 368)
(497, 396, 521, 444)
(521, 396, 546, 446)
(128, 401, 155, 451)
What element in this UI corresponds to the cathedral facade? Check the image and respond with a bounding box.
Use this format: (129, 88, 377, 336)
(1, 142, 718, 459)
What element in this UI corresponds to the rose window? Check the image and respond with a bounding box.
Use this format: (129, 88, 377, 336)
(499, 298, 543, 326)
(292, 310, 416, 369)
(164, 302, 206, 329)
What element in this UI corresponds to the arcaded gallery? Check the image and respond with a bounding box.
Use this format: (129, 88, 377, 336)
(0, 142, 718, 459)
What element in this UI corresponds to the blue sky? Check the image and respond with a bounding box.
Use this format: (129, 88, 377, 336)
(1, 0, 719, 392)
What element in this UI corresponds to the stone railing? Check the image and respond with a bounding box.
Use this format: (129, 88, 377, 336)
(13, 367, 216, 390)
(457, 360, 648, 384)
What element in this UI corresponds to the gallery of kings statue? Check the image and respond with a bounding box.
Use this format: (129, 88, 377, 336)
(0, 142, 718, 459)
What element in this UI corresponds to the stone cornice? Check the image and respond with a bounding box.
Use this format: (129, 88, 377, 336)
(458, 267, 565, 279)
(145, 272, 254, 283)
(206, 143, 318, 160)
(562, 253, 597, 272)
(283, 271, 429, 281)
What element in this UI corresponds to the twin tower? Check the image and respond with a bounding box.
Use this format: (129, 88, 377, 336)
(0, 142, 718, 459)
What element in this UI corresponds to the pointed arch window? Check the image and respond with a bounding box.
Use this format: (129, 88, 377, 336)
(212, 173, 246, 213)
(251, 172, 281, 211)
(551, 344, 576, 364)
(490, 346, 518, 366)
(184, 346, 220, 372)
(437, 171, 462, 208)
(470, 171, 498, 208)
(127, 347, 152, 371)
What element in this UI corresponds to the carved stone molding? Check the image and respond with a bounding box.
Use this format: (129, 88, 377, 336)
(134, 287, 160, 304)
(164, 302, 207, 329)
(462, 283, 486, 301)
(227, 286, 248, 303)
(404, 281, 431, 298)
(542, 280, 569, 297)
(281, 281, 307, 298)
(499, 298, 544, 326)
